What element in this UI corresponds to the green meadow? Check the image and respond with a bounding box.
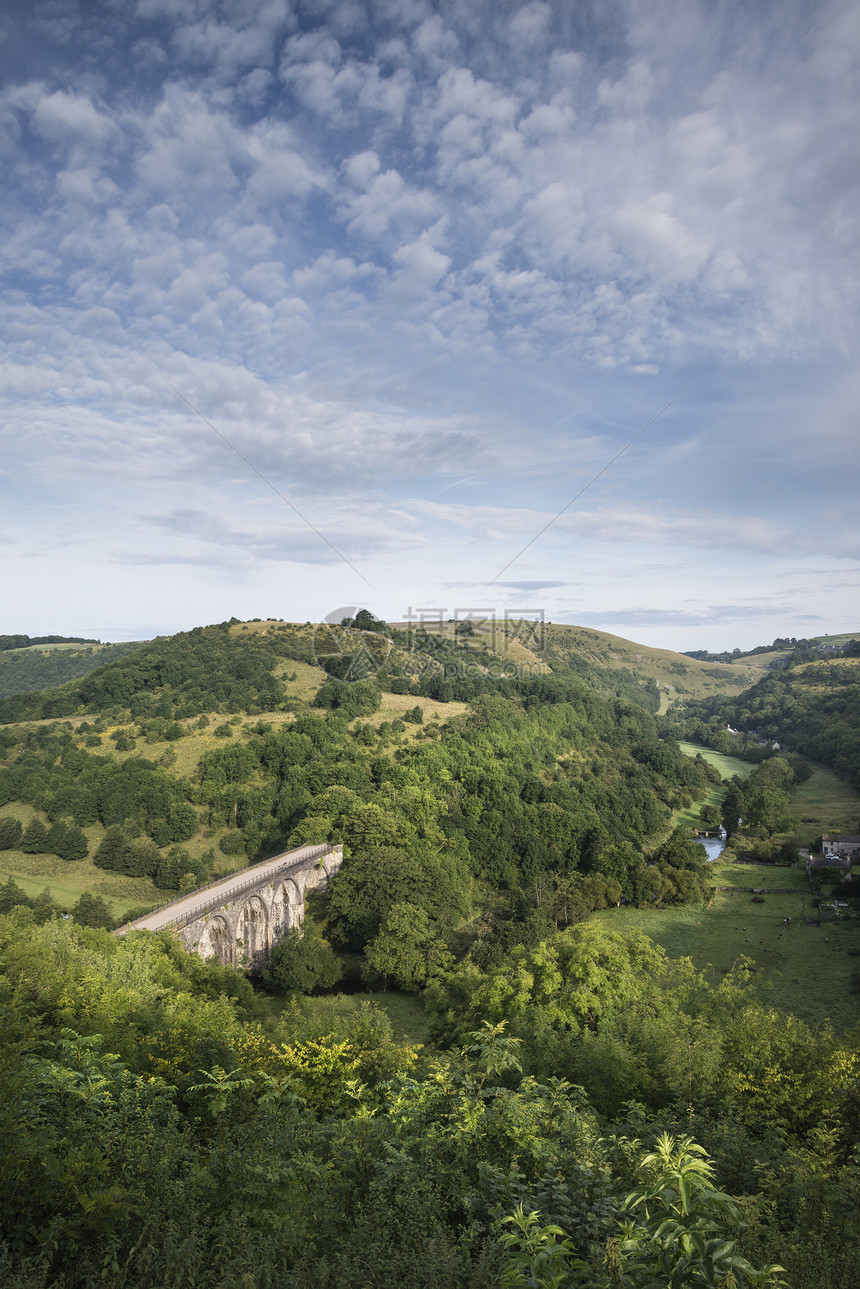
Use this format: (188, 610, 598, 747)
(593, 860, 859, 1031)
(790, 764, 860, 840)
(673, 740, 753, 832)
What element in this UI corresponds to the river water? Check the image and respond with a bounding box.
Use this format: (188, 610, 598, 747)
(699, 836, 728, 862)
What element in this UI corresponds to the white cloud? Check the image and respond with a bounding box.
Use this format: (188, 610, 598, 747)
(0, 0, 858, 645)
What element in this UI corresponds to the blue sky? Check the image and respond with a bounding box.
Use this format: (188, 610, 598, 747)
(1, 0, 858, 651)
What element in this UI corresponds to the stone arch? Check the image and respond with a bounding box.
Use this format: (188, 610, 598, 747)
(302, 857, 330, 897)
(238, 894, 269, 969)
(272, 878, 302, 939)
(200, 913, 233, 967)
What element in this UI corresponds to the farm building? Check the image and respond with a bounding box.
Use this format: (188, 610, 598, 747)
(807, 854, 852, 880)
(822, 833, 860, 859)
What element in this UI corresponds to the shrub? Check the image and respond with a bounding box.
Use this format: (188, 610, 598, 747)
(263, 921, 343, 995)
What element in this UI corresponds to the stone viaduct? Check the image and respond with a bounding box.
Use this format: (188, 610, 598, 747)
(118, 842, 343, 971)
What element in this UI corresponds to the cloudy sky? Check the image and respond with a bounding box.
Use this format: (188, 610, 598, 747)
(1, 0, 858, 651)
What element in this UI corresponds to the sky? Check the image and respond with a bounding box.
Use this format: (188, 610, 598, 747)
(1, 0, 858, 653)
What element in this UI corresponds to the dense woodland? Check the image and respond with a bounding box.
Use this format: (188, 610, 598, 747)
(0, 618, 858, 1287)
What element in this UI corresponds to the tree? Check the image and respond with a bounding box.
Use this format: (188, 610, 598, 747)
(326, 845, 466, 950)
(744, 786, 794, 838)
(20, 819, 49, 854)
(362, 902, 453, 990)
(698, 803, 720, 829)
(30, 887, 59, 924)
(0, 876, 31, 913)
(56, 825, 89, 862)
(263, 921, 342, 995)
(722, 782, 745, 835)
(71, 892, 114, 929)
(93, 825, 130, 871)
(120, 836, 161, 877)
(0, 817, 23, 850)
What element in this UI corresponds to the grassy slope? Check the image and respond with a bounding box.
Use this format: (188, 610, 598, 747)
(0, 799, 163, 914)
(673, 741, 754, 832)
(389, 619, 758, 710)
(4, 617, 857, 1026)
(0, 618, 471, 917)
(593, 861, 860, 1031)
(790, 765, 860, 839)
(540, 624, 758, 709)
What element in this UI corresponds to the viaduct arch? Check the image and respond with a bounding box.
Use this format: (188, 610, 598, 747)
(118, 842, 343, 971)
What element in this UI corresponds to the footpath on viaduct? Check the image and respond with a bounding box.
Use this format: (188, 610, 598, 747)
(117, 842, 343, 971)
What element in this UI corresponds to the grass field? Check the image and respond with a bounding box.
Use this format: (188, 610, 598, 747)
(672, 741, 753, 833)
(790, 765, 860, 841)
(254, 988, 430, 1046)
(0, 838, 162, 916)
(592, 861, 860, 1031)
(678, 742, 755, 782)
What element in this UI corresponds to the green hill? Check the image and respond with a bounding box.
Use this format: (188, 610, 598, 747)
(0, 640, 145, 698)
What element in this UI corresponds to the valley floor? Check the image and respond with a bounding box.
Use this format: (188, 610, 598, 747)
(592, 860, 860, 1031)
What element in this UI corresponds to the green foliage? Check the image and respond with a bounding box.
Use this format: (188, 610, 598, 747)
(20, 818, 49, 853)
(685, 655, 860, 787)
(614, 1133, 786, 1288)
(0, 905, 851, 1289)
(362, 901, 454, 989)
(499, 1206, 592, 1287)
(0, 816, 23, 849)
(0, 623, 290, 722)
(327, 845, 468, 950)
(315, 676, 382, 716)
(0, 876, 31, 913)
(0, 640, 142, 698)
(70, 891, 115, 929)
(263, 920, 343, 995)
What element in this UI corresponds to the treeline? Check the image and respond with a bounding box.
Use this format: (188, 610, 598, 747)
(0, 908, 855, 1288)
(0, 634, 100, 651)
(683, 636, 858, 665)
(0, 876, 114, 927)
(0, 615, 665, 731)
(0, 665, 715, 914)
(0, 623, 295, 723)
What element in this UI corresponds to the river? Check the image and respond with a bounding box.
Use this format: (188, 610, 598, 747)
(699, 835, 728, 862)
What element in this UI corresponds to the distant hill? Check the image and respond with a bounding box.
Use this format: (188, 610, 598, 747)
(0, 616, 766, 723)
(682, 631, 859, 669)
(0, 633, 100, 651)
(423, 619, 761, 710)
(0, 640, 147, 698)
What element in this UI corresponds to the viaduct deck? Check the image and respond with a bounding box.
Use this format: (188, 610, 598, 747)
(118, 842, 343, 970)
